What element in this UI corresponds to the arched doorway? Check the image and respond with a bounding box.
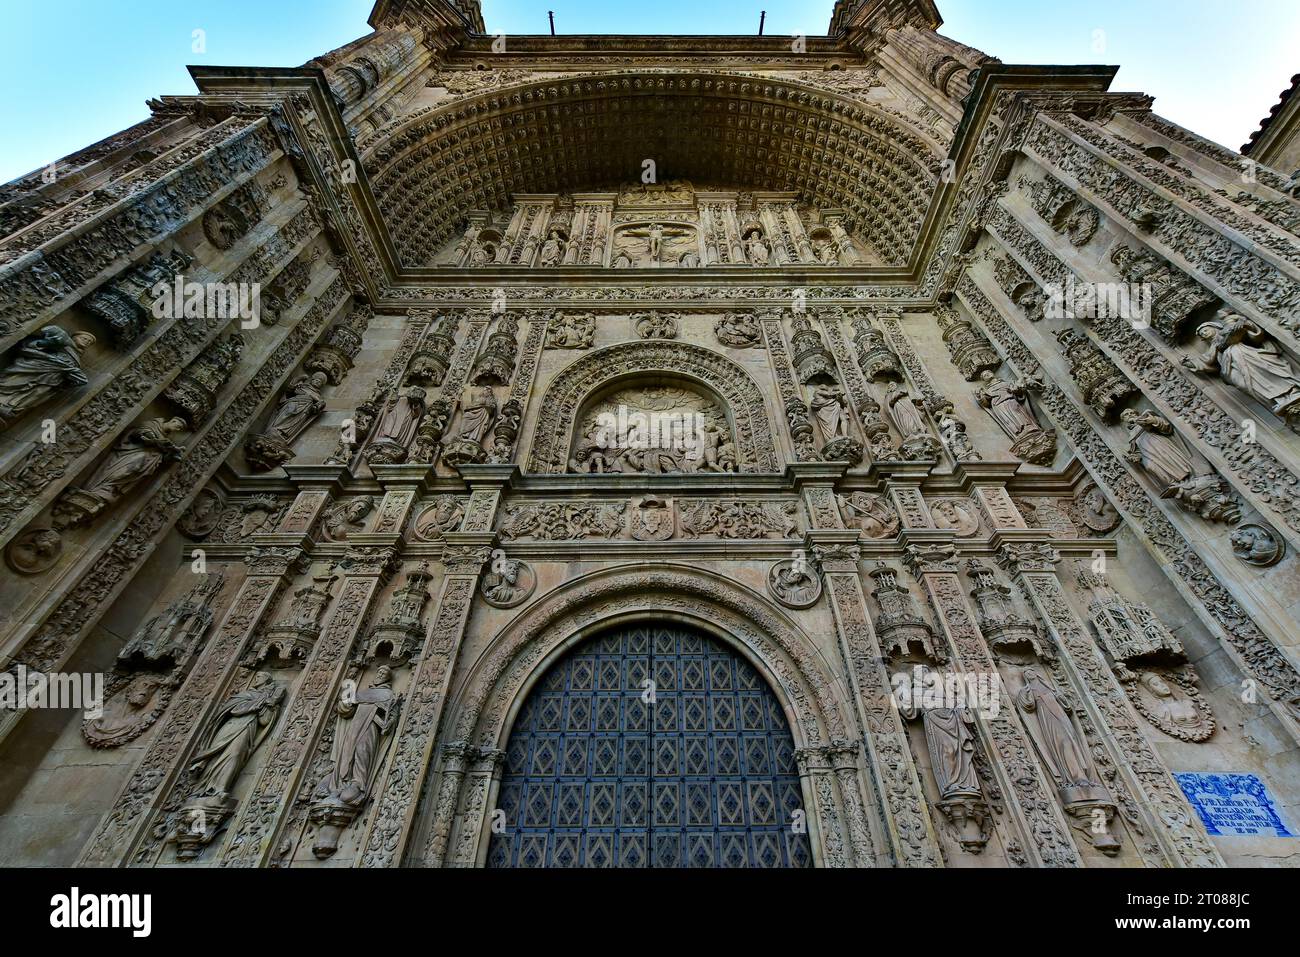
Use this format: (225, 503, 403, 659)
(487, 623, 812, 867)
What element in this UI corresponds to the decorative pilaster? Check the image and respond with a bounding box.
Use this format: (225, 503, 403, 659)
(997, 544, 1224, 867)
(902, 542, 1084, 867)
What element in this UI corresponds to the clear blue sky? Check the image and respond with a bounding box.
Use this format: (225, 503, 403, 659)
(2, 1, 1297, 183)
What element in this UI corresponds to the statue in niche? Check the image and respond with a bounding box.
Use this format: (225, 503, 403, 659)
(1121, 409, 1240, 523)
(612, 249, 633, 269)
(455, 386, 497, 443)
(714, 313, 761, 348)
(538, 229, 565, 267)
(309, 666, 402, 858)
(898, 666, 989, 852)
(321, 497, 373, 542)
(1015, 667, 1120, 855)
(838, 491, 900, 539)
(245, 371, 329, 471)
(813, 235, 839, 265)
(885, 385, 928, 438)
(442, 386, 497, 466)
(0, 326, 96, 428)
(809, 383, 849, 441)
(190, 672, 284, 797)
(1182, 309, 1300, 424)
(52, 417, 188, 529)
(975, 371, 1056, 465)
(743, 226, 770, 265)
(366, 385, 426, 464)
(173, 671, 284, 859)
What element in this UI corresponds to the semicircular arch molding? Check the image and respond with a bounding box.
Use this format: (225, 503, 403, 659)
(525, 339, 781, 474)
(362, 72, 944, 267)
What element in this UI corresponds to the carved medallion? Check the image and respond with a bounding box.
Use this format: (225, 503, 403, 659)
(767, 558, 822, 609)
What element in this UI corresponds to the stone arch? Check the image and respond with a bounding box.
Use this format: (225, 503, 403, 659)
(414, 563, 877, 868)
(526, 340, 781, 474)
(360, 71, 945, 266)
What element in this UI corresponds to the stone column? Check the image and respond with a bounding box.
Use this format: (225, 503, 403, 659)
(809, 524, 943, 867)
(446, 747, 508, 866)
(996, 543, 1224, 867)
(218, 543, 398, 866)
(901, 539, 1083, 866)
(794, 744, 850, 868)
(421, 741, 475, 866)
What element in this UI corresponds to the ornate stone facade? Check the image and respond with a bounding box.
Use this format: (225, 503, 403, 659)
(0, 0, 1297, 870)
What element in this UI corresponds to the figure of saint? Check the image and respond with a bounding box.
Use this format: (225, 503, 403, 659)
(62, 417, 187, 515)
(744, 229, 770, 265)
(83, 675, 166, 748)
(899, 673, 981, 800)
(264, 372, 329, 444)
(975, 371, 1041, 439)
(453, 386, 497, 444)
(322, 497, 373, 542)
(1120, 409, 1193, 491)
(468, 239, 494, 266)
(0, 326, 97, 427)
(189, 672, 284, 798)
(886, 386, 928, 438)
(538, 230, 564, 267)
(313, 667, 400, 807)
(1182, 310, 1300, 416)
(373, 385, 426, 449)
(810, 383, 849, 441)
(839, 491, 899, 538)
(1137, 672, 1203, 736)
(1015, 668, 1100, 791)
(771, 562, 819, 606)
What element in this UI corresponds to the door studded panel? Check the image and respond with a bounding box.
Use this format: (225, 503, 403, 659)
(489, 624, 812, 867)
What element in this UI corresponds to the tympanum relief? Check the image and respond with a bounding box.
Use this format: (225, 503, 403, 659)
(569, 384, 737, 475)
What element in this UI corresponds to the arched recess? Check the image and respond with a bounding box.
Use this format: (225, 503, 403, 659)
(411, 563, 880, 868)
(361, 72, 945, 266)
(525, 340, 782, 474)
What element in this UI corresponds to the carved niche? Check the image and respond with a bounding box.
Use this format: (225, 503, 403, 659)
(528, 341, 779, 475)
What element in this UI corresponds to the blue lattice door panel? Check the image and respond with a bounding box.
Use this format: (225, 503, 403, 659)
(489, 624, 812, 867)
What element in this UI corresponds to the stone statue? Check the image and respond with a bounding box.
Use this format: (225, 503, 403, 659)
(173, 671, 284, 860)
(975, 370, 1053, 462)
(538, 229, 564, 267)
(189, 672, 284, 799)
(265, 372, 329, 443)
(366, 385, 425, 463)
(0, 325, 96, 428)
(1182, 310, 1300, 421)
(809, 383, 849, 441)
(1015, 668, 1107, 805)
(1121, 409, 1240, 522)
(454, 386, 497, 445)
(310, 666, 402, 857)
(886, 385, 928, 438)
(744, 228, 770, 265)
(53, 417, 187, 528)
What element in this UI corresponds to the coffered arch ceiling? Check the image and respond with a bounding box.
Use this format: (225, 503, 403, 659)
(362, 72, 946, 267)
